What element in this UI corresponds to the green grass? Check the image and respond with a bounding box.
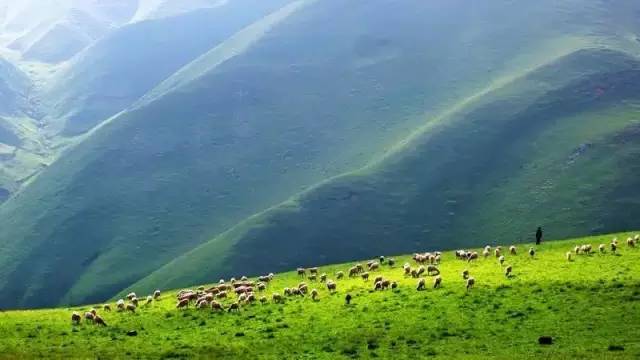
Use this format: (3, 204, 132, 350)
(1, 232, 639, 359)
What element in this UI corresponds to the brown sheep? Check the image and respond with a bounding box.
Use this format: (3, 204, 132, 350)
(216, 291, 228, 299)
(566, 252, 572, 261)
(103, 304, 111, 312)
(368, 262, 380, 271)
(466, 277, 475, 290)
(94, 315, 107, 326)
(611, 242, 617, 253)
(404, 264, 411, 276)
(71, 312, 81, 325)
(272, 293, 284, 304)
(467, 252, 479, 262)
(380, 279, 391, 290)
(427, 265, 439, 276)
(433, 275, 442, 289)
(228, 302, 240, 312)
(505, 265, 512, 277)
(283, 288, 292, 296)
(391, 281, 398, 289)
(326, 280, 337, 292)
(361, 272, 370, 281)
(85, 312, 95, 322)
(416, 278, 426, 291)
(336, 271, 345, 279)
(259, 296, 267, 304)
(176, 299, 189, 309)
(627, 238, 636, 248)
(462, 269, 469, 280)
(211, 301, 224, 311)
(348, 266, 359, 277)
(320, 273, 327, 282)
(416, 266, 426, 277)
(374, 276, 384, 284)
(311, 289, 319, 301)
(410, 269, 419, 278)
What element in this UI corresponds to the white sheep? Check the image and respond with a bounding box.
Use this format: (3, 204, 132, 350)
(498, 255, 505, 265)
(599, 244, 605, 253)
(528, 247, 535, 257)
(509, 246, 517, 255)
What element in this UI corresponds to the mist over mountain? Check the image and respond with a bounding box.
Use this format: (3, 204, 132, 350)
(0, 0, 639, 308)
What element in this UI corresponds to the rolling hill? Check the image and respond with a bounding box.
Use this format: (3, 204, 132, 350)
(1, 0, 640, 310)
(0, 233, 639, 358)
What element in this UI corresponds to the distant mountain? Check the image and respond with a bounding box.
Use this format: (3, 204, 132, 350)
(0, 0, 640, 309)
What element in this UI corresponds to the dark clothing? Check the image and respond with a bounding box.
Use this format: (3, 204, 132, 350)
(536, 228, 543, 245)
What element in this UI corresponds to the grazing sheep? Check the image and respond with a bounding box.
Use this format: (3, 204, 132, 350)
(94, 315, 107, 326)
(391, 281, 398, 290)
(103, 304, 111, 312)
(434, 254, 441, 264)
(211, 301, 224, 311)
(528, 247, 535, 258)
(308, 274, 317, 281)
(611, 242, 617, 253)
(494, 248, 501, 258)
(379, 256, 385, 263)
(272, 293, 284, 304)
(240, 276, 248, 281)
(257, 283, 266, 291)
(380, 280, 391, 290)
(291, 288, 302, 296)
(116, 299, 125, 312)
(498, 255, 505, 265)
(582, 244, 592, 254)
(574, 245, 581, 255)
(283, 288, 291, 296)
(627, 238, 636, 248)
(297, 268, 306, 277)
(348, 266, 359, 277)
(483, 249, 490, 258)
(197, 300, 209, 309)
(467, 252, 479, 262)
(126, 292, 136, 301)
(246, 293, 256, 304)
(345, 294, 352, 305)
(320, 273, 327, 282)
(374, 275, 384, 284)
(85, 312, 95, 322)
(326, 280, 337, 292)
(336, 271, 345, 279)
(361, 272, 370, 281)
(416, 266, 426, 277)
(238, 293, 247, 303)
(153, 290, 161, 300)
(599, 244, 606, 253)
(71, 312, 81, 325)
(131, 297, 139, 307)
(374, 281, 383, 291)
(403, 264, 411, 276)
(566, 252, 572, 261)
(309, 267, 319, 275)
(416, 278, 426, 291)
(427, 265, 440, 276)
(90, 308, 97, 315)
(466, 277, 475, 290)
(311, 289, 319, 301)
(410, 269, 419, 278)
(484, 245, 491, 253)
(259, 296, 267, 304)
(176, 299, 189, 309)
(219, 279, 225, 284)
(228, 302, 240, 312)
(230, 278, 237, 283)
(462, 269, 470, 280)
(505, 265, 512, 277)
(217, 291, 228, 299)
(509, 246, 517, 255)
(433, 275, 442, 289)
(299, 284, 309, 294)
(388, 258, 396, 267)
(368, 262, 380, 271)
(197, 286, 205, 291)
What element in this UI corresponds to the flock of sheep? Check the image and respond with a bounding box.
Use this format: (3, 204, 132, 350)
(71, 234, 640, 326)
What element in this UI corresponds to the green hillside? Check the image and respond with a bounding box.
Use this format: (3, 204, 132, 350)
(128, 47, 640, 294)
(1, 0, 640, 310)
(1, 233, 639, 359)
(41, 0, 294, 136)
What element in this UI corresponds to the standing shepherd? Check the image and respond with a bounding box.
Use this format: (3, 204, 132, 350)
(536, 227, 543, 245)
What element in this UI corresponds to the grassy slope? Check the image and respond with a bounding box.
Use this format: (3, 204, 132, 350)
(0, 0, 608, 309)
(1, 233, 639, 359)
(42, 0, 294, 137)
(129, 46, 640, 294)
